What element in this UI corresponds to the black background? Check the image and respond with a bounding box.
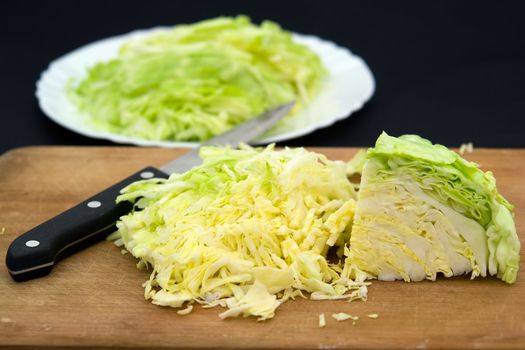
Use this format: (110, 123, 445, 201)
(2, 1, 524, 154)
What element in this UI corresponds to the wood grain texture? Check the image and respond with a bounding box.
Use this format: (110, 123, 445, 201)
(0, 146, 524, 349)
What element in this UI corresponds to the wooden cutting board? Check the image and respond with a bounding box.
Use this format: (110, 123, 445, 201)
(0, 146, 524, 349)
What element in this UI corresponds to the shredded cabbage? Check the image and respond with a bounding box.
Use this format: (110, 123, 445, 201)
(69, 16, 326, 142)
(346, 132, 520, 284)
(319, 313, 326, 328)
(332, 312, 358, 321)
(113, 145, 365, 320)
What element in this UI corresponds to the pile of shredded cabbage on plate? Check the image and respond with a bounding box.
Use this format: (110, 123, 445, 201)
(111, 134, 520, 320)
(69, 16, 326, 142)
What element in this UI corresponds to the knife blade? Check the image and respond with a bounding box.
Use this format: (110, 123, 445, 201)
(5, 102, 294, 282)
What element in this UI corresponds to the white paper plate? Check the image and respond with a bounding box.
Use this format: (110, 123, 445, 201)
(36, 27, 375, 148)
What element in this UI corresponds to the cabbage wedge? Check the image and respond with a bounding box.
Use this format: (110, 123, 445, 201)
(347, 132, 520, 284)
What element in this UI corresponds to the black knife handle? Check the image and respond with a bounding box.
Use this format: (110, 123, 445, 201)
(5, 166, 168, 282)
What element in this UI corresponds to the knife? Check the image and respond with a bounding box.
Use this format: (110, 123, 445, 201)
(6, 102, 294, 282)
